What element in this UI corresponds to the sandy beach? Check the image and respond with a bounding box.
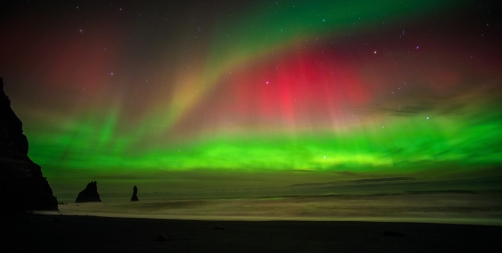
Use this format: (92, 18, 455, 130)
(3, 213, 501, 253)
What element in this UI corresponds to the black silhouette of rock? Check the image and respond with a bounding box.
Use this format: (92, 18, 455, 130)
(155, 235, 168, 242)
(75, 181, 101, 203)
(131, 185, 139, 201)
(0, 78, 58, 213)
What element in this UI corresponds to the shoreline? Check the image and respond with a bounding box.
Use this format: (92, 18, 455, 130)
(44, 193, 502, 227)
(35, 210, 502, 226)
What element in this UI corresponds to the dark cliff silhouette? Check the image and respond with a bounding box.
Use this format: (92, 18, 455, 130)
(0, 78, 58, 212)
(131, 185, 139, 201)
(75, 181, 101, 203)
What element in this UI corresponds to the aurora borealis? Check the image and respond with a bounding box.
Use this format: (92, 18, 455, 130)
(1, 0, 501, 199)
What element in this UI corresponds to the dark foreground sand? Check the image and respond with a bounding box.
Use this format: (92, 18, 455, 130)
(3, 214, 501, 253)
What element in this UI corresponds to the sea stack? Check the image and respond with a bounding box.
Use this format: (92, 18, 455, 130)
(131, 185, 139, 201)
(75, 181, 101, 203)
(0, 78, 58, 212)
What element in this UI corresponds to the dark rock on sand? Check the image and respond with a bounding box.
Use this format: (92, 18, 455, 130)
(75, 181, 101, 203)
(0, 78, 58, 213)
(156, 235, 168, 242)
(383, 231, 405, 237)
(130, 185, 139, 201)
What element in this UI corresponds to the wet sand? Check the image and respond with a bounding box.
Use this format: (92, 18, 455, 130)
(3, 213, 501, 253)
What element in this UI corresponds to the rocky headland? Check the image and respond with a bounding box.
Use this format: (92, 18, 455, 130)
(0, 78, 58, 212)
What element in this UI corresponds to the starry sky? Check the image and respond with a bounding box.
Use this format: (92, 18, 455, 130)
(1, 0, 501, 199)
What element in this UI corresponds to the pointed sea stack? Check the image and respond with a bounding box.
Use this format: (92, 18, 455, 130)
(75, 181, 101, 203)
(131, 185, 139, 201)
(0, 78, 58, 212)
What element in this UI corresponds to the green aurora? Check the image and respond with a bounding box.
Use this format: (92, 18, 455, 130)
(1, 0, 501, 199)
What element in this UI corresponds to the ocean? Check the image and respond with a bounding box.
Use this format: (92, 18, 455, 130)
(48, 192, 502, 226)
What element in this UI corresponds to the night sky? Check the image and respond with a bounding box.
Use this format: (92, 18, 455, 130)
(1, 0, 501, 199)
